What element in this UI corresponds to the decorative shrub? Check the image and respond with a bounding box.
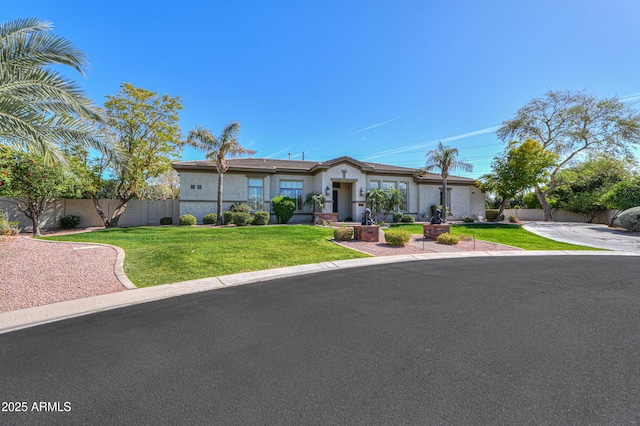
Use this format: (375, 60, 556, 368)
(271, 196, 296, 224)
(508, 215, 521, 224)
(400, 214, 415, 223)
(618, 206, 640, 232)
(458, 233, 474, 241)
(230, 202, 251, 213)
(252, 211, 270, 225)
(436, 232, 460, 245)
(1, 221, 19, 236)
(223, 211, 234, 225)
(232, 212, 251, 226)
(59, 214, 81, 229)
(202, 213, 217, 225)
(334, 227, 354, 241)
(393, 212, 403, 223)
(384, 229, 411, 246)
(485, 209, 501, 222)
(462, 216, 474, 223)
(179, 214, 197, 226)
(159, 216, 173, 225)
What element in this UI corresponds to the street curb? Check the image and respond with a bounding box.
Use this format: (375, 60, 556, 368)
(2, 250, 640, 335)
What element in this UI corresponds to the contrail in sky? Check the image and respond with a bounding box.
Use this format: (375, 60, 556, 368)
(362, 126, 500, 161)
(349, 108, 424, 136)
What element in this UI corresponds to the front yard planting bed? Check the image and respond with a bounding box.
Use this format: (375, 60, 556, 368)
(388, 223, 604, 251)
(41, 225, 369, 287)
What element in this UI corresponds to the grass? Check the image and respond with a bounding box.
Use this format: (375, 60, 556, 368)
(40, 225, 369, 287)
(388, 223, 604, 251)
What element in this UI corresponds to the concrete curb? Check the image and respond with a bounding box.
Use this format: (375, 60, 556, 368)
(2, 250, 640, 335)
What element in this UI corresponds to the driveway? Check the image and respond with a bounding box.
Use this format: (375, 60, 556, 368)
(2, 256, 640, 425)
(523, 221, 640, 252)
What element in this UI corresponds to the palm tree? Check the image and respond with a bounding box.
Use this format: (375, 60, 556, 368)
(420, 142, 473, 217)
(0, 18, 103, 160)
(304, 191, 325, 223)
(185, 122, 256, 225)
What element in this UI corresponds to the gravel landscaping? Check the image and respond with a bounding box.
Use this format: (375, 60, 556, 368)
(0, 236, 126, 313)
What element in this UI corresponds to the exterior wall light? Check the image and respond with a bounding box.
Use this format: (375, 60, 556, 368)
(325, 186, 331, 196)
(360, 187, 364, 196)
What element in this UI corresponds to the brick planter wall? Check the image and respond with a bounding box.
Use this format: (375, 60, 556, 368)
(423, 223, 451, 240)
(314, 213, 338, 225)
(352, 225, 380, 242)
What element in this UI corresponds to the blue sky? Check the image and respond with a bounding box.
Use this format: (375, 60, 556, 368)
(5, 1, 640, 178)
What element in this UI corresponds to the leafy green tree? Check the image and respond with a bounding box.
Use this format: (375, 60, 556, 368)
(0, 146, 78, 235)
(553, 156, 632, 222)
(185, 121, 255, 225)
(497, 90, 640, 221)
(479, 139, 557, 219)
(0, 18, 103, 160)
(366, 187, 404, 223)
(419, 141, 473, 215)
(601, 177, 640, 225)
(304, 191, 325, 223)
(83, 83, 183, 227)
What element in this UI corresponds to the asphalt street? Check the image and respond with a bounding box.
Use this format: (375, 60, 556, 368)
(2, 255, 640, 425)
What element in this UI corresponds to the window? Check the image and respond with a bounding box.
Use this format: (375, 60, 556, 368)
(280, 180, 303, 210)
(382, 181, 395, 191)
(398, 181, 408, 211)
(190, 184, 195, 189)
(248, 178, 264, 211)
(197, 185, 202, 190)
(369, 181, 380, 190)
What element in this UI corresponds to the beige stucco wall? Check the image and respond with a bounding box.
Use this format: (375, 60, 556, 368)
(0, 198, 178, 231)
(417, 184, 485, 220)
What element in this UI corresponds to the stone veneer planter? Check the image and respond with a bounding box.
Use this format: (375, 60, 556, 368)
(314, 213, 338, 225)
(423, 223, 451, 240)
(352, 225, 380, 242)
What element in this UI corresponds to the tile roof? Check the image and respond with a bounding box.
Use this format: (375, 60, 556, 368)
(172, 156, 476, 184)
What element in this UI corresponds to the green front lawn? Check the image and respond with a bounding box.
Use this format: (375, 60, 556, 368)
(388, 223, 604, 251)
(41, 225, 369, 287)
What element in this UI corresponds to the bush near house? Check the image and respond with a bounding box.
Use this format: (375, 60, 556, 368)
(400, 214, 415, 223)
(462, 216, 474, 223)
(159, 217, 173, 225)
(393, 212, 403, 223)
(59, 214, 81, 229)
(223, 211, 234, 225)
(179, 214, 197, 226)
(271, 196, 296, 224)
(202, 213, 217, 225)
(618, 207, 640, 232)
(334, 227, 354, 241)
(485, 209, 503, 222)
(252, 211, 270, 225)
(230, 202, 251, 213)
(231, 212, 251, 226)
(384, 229, 411, 246)
(0, 211, 19, 236)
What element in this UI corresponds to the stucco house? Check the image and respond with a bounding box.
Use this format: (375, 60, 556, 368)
(171, 156, 485, 223)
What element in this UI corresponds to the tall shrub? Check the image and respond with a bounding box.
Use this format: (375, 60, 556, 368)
(271, 196, 296, 224)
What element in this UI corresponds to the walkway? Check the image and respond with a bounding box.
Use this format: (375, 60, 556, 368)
(523, 221, 640, 252)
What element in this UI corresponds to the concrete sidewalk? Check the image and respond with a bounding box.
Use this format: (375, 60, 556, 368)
(2, 249, 639, 334)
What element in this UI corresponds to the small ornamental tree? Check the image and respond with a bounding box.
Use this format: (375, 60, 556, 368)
(304, 191, 325, 223)
(366, 187, 404, 223)
(0, 147, 76, 236)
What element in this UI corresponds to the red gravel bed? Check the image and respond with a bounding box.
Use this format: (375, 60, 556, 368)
(336, 233, 521, 256)
(0, 237, 126, 313)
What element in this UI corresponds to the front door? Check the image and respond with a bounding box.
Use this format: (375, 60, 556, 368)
(332, 190, 338, 213)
